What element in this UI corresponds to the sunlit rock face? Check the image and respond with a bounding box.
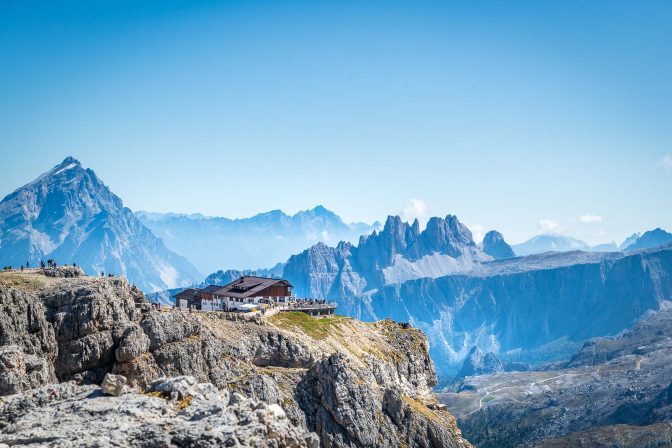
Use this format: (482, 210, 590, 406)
(285, 219, 672, 383)
(0, 268, 473, 448)
(0, 157, 201, 292)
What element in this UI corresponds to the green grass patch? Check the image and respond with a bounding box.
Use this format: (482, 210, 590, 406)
(270, 312, 349, 340)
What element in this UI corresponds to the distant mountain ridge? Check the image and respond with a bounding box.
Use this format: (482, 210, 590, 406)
(622, 228, 672, 252)
(511, 234, 591, 255)
(0, 157, 201, 292)
(512, 229, 672, 256)
(137, 206, 380, 274)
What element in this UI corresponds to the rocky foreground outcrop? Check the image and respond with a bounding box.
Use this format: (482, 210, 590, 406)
(0, 375, 316, 447)
(0, 268, 471, 447)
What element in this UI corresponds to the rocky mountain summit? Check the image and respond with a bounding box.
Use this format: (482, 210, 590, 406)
(481, 230, 515, 260)
(0, 267, 472, 447)
(281, 212, 672, 384)
(283, 214, 497, 299)
(0, 157, 201, 292)
(438, 308, 672, 447)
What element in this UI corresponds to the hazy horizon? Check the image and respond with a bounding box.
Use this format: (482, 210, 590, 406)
(1, 1, 671, 246)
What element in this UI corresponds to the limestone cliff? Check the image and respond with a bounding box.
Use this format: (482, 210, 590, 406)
(0, 267, 471, 448)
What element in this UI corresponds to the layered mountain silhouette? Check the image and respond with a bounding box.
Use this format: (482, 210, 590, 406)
(277, 213, 672, 382)
(511, 234, 591, 255)
(0, 157, 201, 292)
(137, 206, 379, 273)
(512, 229, 672, 256)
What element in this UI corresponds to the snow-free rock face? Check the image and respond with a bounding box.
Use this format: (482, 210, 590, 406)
(283, 214, 492, 299)
(0, 378, 317, 448)
(622, 228, 672, 251)
(481, 230, 515, 259)
(452, 346, 528, 382)
(0, 157, 201, 292)
(454, 347, 504, 379)
(0, 268, 472, 448)
(441, 309, 672, 448)
(332, 245, 672, 383)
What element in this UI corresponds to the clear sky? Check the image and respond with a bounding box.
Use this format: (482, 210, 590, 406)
(1, 0, 671, 245)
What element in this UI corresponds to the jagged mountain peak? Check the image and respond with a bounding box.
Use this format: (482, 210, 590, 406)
(0, 158, 200, 291)
(482, 230, 515, 259)
(59, 155, 80, 165)
(284, 213, 491, 299)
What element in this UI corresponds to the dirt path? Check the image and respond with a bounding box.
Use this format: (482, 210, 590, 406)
(464, 366, 604, 417)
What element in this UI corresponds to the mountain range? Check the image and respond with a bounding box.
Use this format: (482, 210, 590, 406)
(0, 157, 201, 292)
(137, 207, 379, 273)
(282, 215, 508, 300)
(276, 214, 672, 383)
(511, 229, 672, 256)
(4, 157, 672, 387)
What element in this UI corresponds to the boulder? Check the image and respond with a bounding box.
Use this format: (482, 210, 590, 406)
(100, 373, 130, 396)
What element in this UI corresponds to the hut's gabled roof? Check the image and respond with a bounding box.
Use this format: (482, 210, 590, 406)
(173, 288, 201, 301)
(214, 276, 292, 299)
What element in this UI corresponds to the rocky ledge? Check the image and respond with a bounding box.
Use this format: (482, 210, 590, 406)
(0, 268, 471, 447)
(0, 375, 317, 447)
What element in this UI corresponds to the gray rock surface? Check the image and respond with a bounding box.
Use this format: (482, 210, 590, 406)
(453, 347, 528, 382)
(481, 230, 515, 260)
(0, 268, 472, 448)
(622, 228, 672, 251)
(283, 214, 486, 300)
(100, 372, 130, 396)
(356, 245, 672, 383)
(0, 378, 316, 447)
(438, 309, 672, 447)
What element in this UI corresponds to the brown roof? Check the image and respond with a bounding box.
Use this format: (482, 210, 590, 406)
(200, 285, 222, 294)
(213, 276, 293, 299)
(173, 288, 201, 301)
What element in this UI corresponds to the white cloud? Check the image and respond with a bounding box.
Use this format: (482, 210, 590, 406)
(538, 219, 563, 234)
(579, 214, 603, 223)
(400, 199, 428, 224)
(662, 155, 672, 169)
(468, 224, 485, 243)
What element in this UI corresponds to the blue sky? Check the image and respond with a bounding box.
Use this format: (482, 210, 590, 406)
(1, 0, 671, 245)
